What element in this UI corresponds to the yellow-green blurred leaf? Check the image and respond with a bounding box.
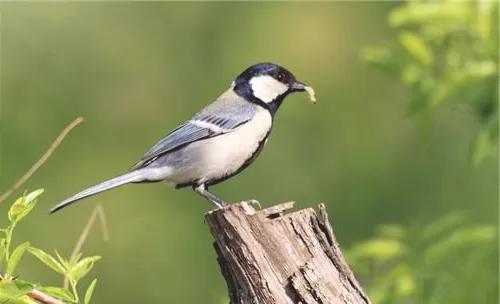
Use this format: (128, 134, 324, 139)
(398, 31, 433, 66)
(376, 264, 413, 285)
(389, 3, 471, 27)
(400, 63, 423, 86)
(0, 238, 7, 263)
(472, 127, 497, 166)
(361, 46, 401, 75)
(430, 60, 496, 108)
(407, 78, 435, 114)
(368, 286, 391, 304)
(376, 224, 407, 239)
(430, 74, 466, 108)
(424, 225, 496, 266)
(465, 61, 497, 78)
(420, 212, 466, 241)
(475, 2, 496, 40)
(395, 274, 416, 297)
(350, 238, 408, 262)
(366, 264, 416, 301)
(445, 50, 461, 69)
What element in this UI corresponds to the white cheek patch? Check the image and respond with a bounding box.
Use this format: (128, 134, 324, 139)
(249, 75, 289, 103)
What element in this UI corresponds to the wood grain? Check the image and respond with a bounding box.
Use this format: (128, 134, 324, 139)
(205, 201, 371, 304)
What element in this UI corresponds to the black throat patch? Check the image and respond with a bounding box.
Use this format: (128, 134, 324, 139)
(233, 84, 289, 117)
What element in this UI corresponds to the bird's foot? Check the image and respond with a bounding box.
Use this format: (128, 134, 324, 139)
(212, 201, 227, 209)
(245, 199, 261, 209)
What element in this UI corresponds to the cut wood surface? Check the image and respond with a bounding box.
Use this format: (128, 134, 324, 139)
(205, 201, 371, 304)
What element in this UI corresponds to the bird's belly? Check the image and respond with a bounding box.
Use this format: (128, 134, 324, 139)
(165, 108, 272, 184)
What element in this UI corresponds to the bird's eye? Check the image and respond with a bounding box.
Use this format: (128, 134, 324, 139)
(277, 73, 287, 82)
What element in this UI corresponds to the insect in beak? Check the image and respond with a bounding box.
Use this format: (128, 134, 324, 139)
(291, 81, 316, 104)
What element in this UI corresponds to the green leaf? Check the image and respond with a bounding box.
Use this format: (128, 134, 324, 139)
(419, 212, 465, 241)
(395, 273, 416, 297)
(465, 60, 497, 78)
(361, 46, 402, 76)
(376, 224, 407, 239)
(398, 31, 433, 66)
(6, 242, 30, 276)
(389, 3, 471, 27)
(367, 263, 416, 301)
(430, 60, 496, 108)
(406, 77, 435, 115)
(69, 256, 101, 283)
(23, 189, 45, 205)
(430, 74, 465, 108)
(375, 264, 413, 285)
(400, 63, 424, 86)
(0, 279, 34, 299)
(28, 247, 66, 275)
(475, 2, 496, 40)
(472, 126, 497, 166)
(0, 295, 37, 304)
(8, 189, 44, 224)
(84, 279, 98, 304)
(349, 238, 408, 262)
(38, 286, 75, 302)
(368, 285, 391, 304)
(0, 238, 7, 263)
(424, 225, 496, 266)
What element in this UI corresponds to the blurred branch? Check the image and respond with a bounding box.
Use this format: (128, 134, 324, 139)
(28, 289, 65, 304)
(64, 204, 109, 289)
(0, 117, 84, 204)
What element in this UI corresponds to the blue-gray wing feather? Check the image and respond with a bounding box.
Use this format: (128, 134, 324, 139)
(132, 90, 257, 169)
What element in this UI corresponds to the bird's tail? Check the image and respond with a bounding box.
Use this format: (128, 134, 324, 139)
(50, 170, 146, 214)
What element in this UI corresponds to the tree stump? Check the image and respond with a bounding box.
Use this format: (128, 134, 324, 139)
(205, 201, 371, 304)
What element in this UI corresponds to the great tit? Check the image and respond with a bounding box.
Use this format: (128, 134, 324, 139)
(50, 62, 315, 213)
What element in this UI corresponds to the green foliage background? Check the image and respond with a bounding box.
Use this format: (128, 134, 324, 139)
(0, 2, 497, 303)
(0, 189, 99, 304)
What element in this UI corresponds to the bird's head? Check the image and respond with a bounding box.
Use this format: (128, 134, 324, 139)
(232, 62, 315, 113)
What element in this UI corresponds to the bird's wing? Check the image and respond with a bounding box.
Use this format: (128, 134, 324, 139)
(132, 90, 257, 169)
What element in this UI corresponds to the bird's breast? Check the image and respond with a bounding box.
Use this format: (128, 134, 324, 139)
(200, 107, 272, 177)
(166, 107, 273, 184)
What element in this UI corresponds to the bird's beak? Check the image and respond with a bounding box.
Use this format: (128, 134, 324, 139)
(291, 81, 316, 104)
(291, 81, 307, 91)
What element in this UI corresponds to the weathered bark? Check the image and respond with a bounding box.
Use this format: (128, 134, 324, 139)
(205, 201, 371, 304)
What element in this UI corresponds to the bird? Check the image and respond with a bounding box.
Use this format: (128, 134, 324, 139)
(50, 62, 316, 213)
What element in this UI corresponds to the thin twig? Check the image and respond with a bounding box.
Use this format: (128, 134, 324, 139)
(63, 205, 109, 288)
(0, 117, 84, 204)
(27, 289, 65, 304)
